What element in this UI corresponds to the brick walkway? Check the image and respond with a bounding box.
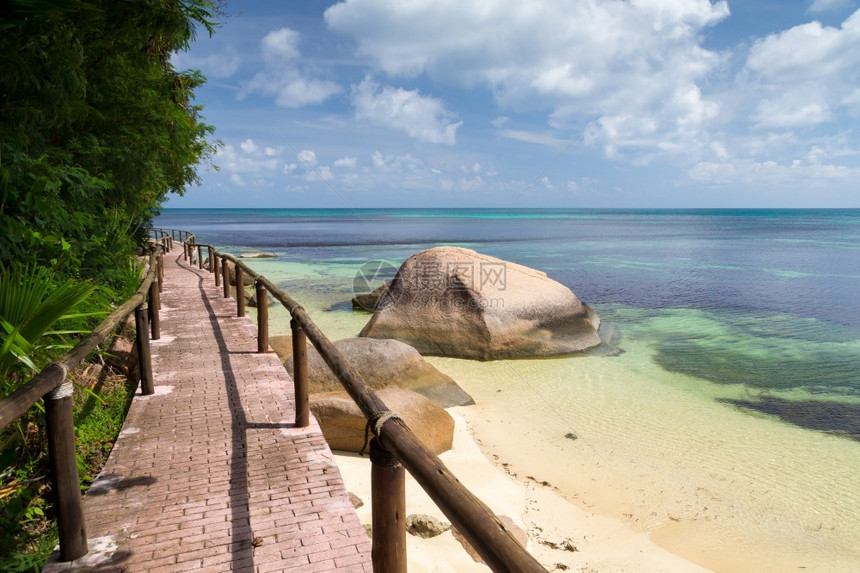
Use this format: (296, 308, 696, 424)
(44, 251, 372, 572)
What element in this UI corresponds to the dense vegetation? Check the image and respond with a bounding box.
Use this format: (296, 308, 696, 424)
(0, 1, 219, 568)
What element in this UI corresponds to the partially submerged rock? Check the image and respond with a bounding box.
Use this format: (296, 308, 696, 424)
(359, 246, 601, 360)
(284, 337, 473, 407)
(240, 250, 278, 258)
(352, 281, 391, 312)
(310, 388, 455, 454)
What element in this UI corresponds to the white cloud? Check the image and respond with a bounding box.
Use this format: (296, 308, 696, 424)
(743, 10, 860, 129)
(261, 28, 301, 63)
(334, 156, 358, 168)
(240, 27, 341, 107)
(216, 143, 280, 175)
(297, 150, 317, 165)
(230, 173, 245, 187)
(171, 49, 241, 78)
(352, 78, 461, 144)
(327, 0, 729, 158)
(809, 0, 853, 14)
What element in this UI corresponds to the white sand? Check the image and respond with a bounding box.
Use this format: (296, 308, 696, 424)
(334, 412, 710, 572)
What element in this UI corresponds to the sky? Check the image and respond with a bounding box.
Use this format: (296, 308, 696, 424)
(167, 0, 860, 209)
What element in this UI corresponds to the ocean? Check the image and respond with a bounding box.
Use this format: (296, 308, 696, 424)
(155, 208, 860, 571)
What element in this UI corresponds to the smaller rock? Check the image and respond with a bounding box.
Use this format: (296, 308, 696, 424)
(348, 492, 364, 509)
(352, 282, 391, 312)
(227, 266, 255, 286)
(406, 514, 450, 539)
(248, 289, 276, 308)
(564, 432, 578, 440)
(363, 523, 373, 538)
(240, 250, 278, 258)
(310, 388, 455, 454)
(268, 335, 293, 362)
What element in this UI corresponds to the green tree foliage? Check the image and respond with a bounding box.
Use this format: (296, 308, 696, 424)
(0, 0, 218, 286)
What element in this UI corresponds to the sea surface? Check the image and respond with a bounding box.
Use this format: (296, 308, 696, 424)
(156, 208, 860, 570)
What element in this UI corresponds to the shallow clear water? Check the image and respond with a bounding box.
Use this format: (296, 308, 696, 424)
(156, 207, 860, 570)
(157, 208, 860, 423)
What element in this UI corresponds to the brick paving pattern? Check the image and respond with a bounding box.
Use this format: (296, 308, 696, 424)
(44, 251, 372, 572)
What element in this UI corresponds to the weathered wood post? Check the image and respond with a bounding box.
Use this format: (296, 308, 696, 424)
(157, 252, 164, 295)
(214, 255, 221, 288)
(135, 304, 154, 395)
(148, 280, 160, 340)
(44, 364, 88, 562)
(256, 281, 268, 353)
(183, 240, 188, 262)
(235, 265, 245, 317)
(222, 259, 230, 298)
(197, 244, 203, 270)
(291, 318, 309, 427)
(207, 246, 214, 273)
(370, 438, 406, 573)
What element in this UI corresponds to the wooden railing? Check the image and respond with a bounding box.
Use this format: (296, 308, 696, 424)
(0, 236, 173, 562)
(171, 230, 547, 573)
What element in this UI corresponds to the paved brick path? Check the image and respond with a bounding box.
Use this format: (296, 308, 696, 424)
(44, 251, 372, 572)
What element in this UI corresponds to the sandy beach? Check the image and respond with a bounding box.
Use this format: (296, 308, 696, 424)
(335, 411, 710, 572)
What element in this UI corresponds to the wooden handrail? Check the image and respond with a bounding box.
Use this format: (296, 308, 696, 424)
(0, 241, 166, 562)
(169, 235, 548, 573)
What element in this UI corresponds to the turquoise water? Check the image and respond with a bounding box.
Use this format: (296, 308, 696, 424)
(156, 208, 860, 569)
(157, 208, 860, 439)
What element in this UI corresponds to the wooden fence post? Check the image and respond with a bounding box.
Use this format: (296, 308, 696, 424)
(207, 247, 213, 273)
(222, 260, 230, 298)
(197, 245, 203, 270)
(370, 438, 406, 573)
(214, 255, 221, 287)
(148, 281, 160, 340)
(291, 318, 309, 427)
(44, 367, 88, 562)
(135, 304, 154, 395)
(183, 240, 188, 262)
(157, 252, 164, 295)
(256, 281, 268, 353)
(235, 265, 245, 317)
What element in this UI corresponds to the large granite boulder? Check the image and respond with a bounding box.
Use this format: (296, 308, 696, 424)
(359, 246, 601, 360)
(310, 388, 454, 454)
(284, 337, 473, 407)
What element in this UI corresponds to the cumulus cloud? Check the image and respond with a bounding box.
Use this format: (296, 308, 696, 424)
(352, 78, 461, 144)
(743, 10, 860, 129)
(240, 27, 341, 107)
(326, 0, 729, 158)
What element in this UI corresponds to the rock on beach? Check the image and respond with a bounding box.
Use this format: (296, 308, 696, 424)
(359, 246, 601, 360)
(284, 337, 473, 407)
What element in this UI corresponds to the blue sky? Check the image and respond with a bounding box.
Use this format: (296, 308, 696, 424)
(168, 0, 860, 208)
